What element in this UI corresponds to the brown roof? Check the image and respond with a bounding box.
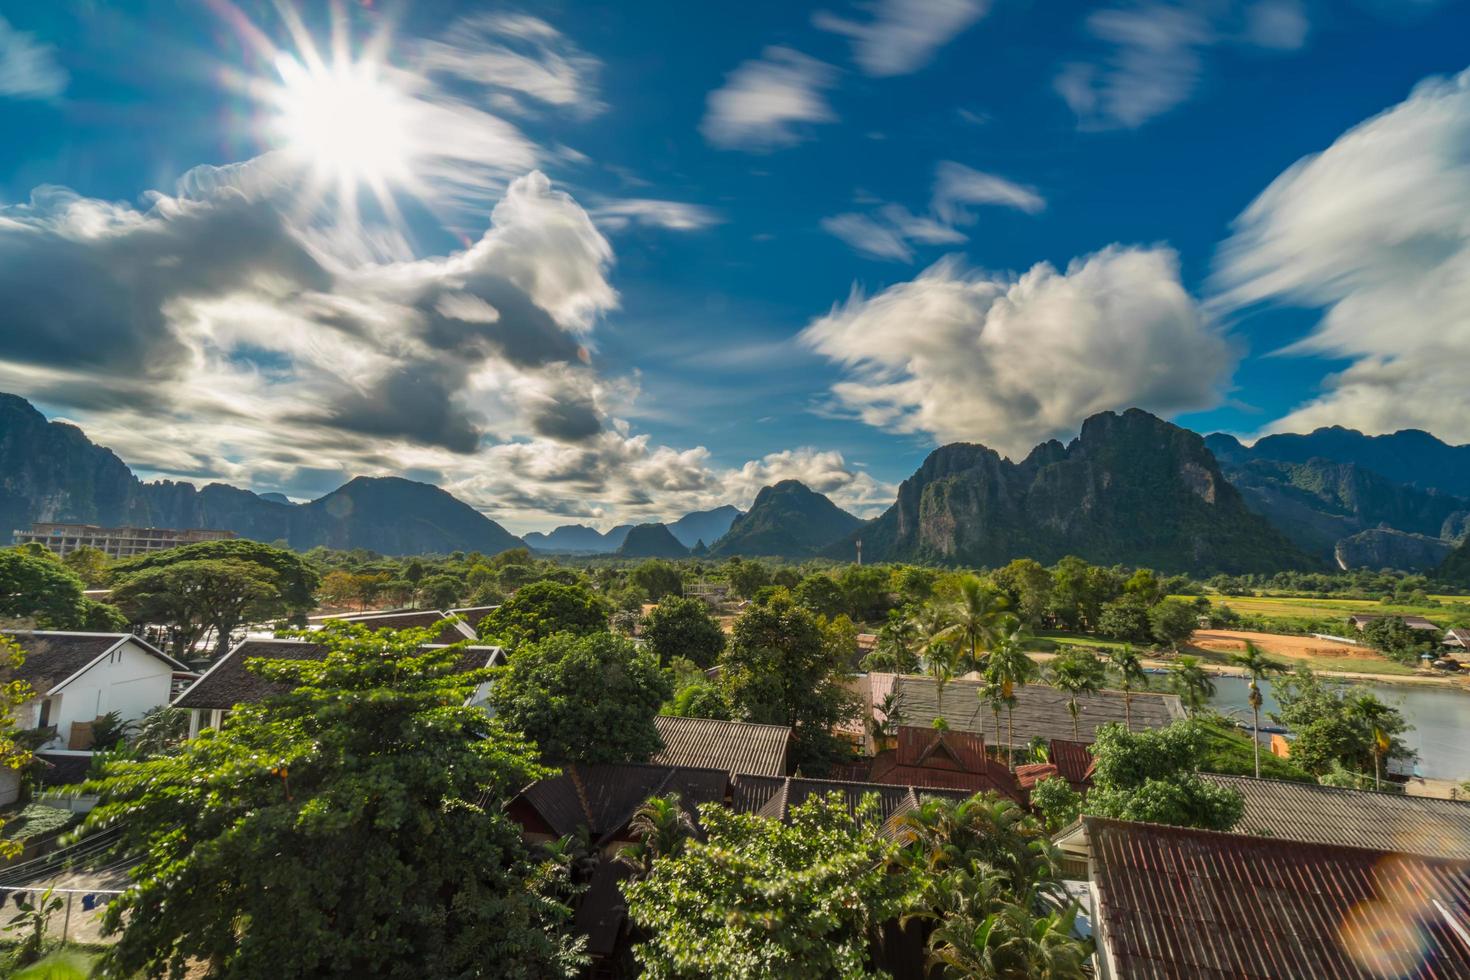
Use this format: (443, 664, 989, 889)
(1087, 817, 1470, 979)
(447, 605, 499, 631)
(1, 631, 186, 695)
(515, 763, 730, 842)
(1200, 774, 1470, 859)
(650, 715, 791, 777)
(575, 859, 633, 958)
(1349, 613, 1440, 630)
(888, 674, 1184, 743)
(865, 726, 1025, 803)
(174, 638, 500, 710)
(730, 773, 972, 833)
(1049, 738, 1095, 786)
(326, 609, 478, 645)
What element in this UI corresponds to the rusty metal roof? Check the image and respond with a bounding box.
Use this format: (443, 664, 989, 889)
(1087, 817, 1470, 979)
(1200, 774, 1470, 860)
(650, 715, 791, 777)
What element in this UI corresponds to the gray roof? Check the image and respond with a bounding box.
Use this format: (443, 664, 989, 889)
(889, 674, 1184, 743)
(1200, 773, 1470, 859)
(517, 763, 730, 841)
(650, 715, 791, 777)
(174, 638, 499, 710)
(730, 773, 972, 836)
(1, 631, 187, 696)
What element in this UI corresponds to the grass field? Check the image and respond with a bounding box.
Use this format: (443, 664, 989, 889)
(1172, 593, 1470, 629)
(1198, 717, 1313, 782)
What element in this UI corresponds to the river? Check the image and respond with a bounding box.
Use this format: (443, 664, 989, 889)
(1206, 675, 1470, 781)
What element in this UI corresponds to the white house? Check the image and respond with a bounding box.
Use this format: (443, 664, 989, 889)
(2, 631, 192, 750)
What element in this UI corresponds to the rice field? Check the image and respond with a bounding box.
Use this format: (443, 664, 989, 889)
(1171, 593, 1470, 629)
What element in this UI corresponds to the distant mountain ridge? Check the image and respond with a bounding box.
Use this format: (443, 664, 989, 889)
(0, 394, 523, 556)
(668, 505, 741, 549)
(837, 409, 1309, 574)
(616, 523, 690, 558)
(709, 480, 862, 558)
(1210, 427, 1470, 497)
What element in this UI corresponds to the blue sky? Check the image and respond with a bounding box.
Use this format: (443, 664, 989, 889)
(2, 1, 1468, 532)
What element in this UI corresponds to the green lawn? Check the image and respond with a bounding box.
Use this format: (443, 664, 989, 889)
(1031, 631, 1131, 652)
(1197, 717, 1313, 782)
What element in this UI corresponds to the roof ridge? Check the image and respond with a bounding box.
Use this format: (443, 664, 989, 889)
(1084, 815, 1470, 863)
(1200, 772, 1470, 807)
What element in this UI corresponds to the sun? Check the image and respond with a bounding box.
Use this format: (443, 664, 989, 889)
(270, 53, 414, 197)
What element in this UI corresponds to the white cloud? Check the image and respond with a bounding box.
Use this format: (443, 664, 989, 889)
(701, 47, 838, 151)
(931, 162, 1046, 223)
(823, 162, 1039, 262)
(802, 247, 1236, 458)
(1057, 1, 1307, 130)
(813, 0, 989, 77)
(1213, 67, 1470, 444)
(590, 198, 723, 232)
(0, 15, 66, 99)
(416, 13, 603, 117)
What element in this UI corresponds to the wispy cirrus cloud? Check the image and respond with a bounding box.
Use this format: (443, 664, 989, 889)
(823, 161, 1043, 262)
(415, 12, 603, 117)
(814, 0, 990, 77)
(590, 198, 723, 233)
(0, 15, 66, 99)
(1056, 1, 1308, 130)
(701, 46, 839, 151)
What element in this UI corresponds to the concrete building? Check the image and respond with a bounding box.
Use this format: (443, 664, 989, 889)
(13, 522, 236, 559)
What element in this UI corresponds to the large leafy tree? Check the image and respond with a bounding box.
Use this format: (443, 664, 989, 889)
(720, 594, 860, 774)
(625, 794, 911, 979)
(0, 549, 125, 630)
(1149, 599, 1199, 651)
(641, 596, 726, 668)
(479, 580, 611, 646)
(490, 631, 671, 764)
(629, 560, 683, 602)
(1084, 720, 1244, 831)
(1169, 655, 1215, 715)
(1271, 667, 1413, 780)
(79, 624, 582, 979)
(115, 539, 318, 614)
(0, 636, 35, 859)
(113, 558, 282, 659)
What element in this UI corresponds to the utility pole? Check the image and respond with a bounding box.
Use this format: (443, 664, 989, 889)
(855, 538, 862, 566)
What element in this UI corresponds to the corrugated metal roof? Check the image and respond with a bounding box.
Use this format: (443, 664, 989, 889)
(650, 715, 791, 777)
(1049, 738, 1095, 786)
(517, 763, 729, 841)
(1088, 817, 1470, 979)
(890, 674, 1183, 743)
(730, 773, 972, 832)
(1200, 774, 1470, 860)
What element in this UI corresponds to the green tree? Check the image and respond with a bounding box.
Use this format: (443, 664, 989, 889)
(79, 623, 582, 978)
(0, 549, 122, 630)
(61, 545, 112, 588)
(416, 572, 463, 611)
(1047, 648, 1107, 741)
(1084, 720, 1244, 831)
(665, 681, 733, 721)
(490, 631, 671, 764)
(642, 596, 726, 668)
(0, 637, 36, 860)
(1360, 616, 1433, 665)
(1272, 668, 1413, 780)
(1029, 776, 1083, 832)
(720, 594, 859, 775)
(1097, 597, 1153, 643)
(793, 574, 845, 619)
(1149, 599, 1199, 651)
(1169, 655, 1215, 715)
(1229, 641, 1287, 778)
(1106, 645, 1149, 731)
(630, 560, 683, 602)
(724, 559, 770, 599)
(113, 558, 282, 659)
(115, 539, 318, 616)
(943, 576, 1007, 671)
(984, 628, 1038, 765)
(480, 580, 611, 646)
(617, 794, 696, 879)
(837, 564, 891, 621)
(625, 793, 909, 979)
(991, 559, 1052, 629)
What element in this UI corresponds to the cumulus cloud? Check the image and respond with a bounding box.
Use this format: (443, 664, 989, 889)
(701, 47, 838, 151)
(1056, 1, 1308, 129)
(813, 0, 989, 77)
(823, 162, 1040, 262)
(802, 247, 1236, 457)
(590, 198, 723, 232)
(0, 15, 66, 99)
(416, 12, 603, 117)
(1213, 67, 1470, 444)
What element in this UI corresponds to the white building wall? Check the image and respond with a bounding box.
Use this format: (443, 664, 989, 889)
(38, 640, 175, 748)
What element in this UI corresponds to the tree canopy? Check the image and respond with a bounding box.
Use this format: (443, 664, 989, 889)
(113, 558, 283, 659)
(479, 580, 611, 646)
(641, 596, 726, 668)
(489, 631, 671, 764)
(0, 548, 124, 630)
(1084, 720, 1243, 831)
(79, 623, 583, 978)
(115, 539, 318, 613)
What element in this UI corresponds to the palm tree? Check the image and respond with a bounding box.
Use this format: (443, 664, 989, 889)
(1047, 649, 1106, 741)
(1229, 641, 1287, 778)
(1348, 692, 1396, 791)
(979, 683, 1005, 759)
(984, 630, 1038, 767)
(944, 576, 1006, 673)
(871, 611, 921, 673)
(1106, 645, 1149, 731)
(1170, 655, 1215, 716)
(914, 604, 958, 717)
(617, 794, 695, 878)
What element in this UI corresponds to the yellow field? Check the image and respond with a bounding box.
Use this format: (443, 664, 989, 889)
(1172, 593, 1470, 628)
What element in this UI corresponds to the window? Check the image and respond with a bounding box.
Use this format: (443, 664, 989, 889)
(37, 698, 53, 728)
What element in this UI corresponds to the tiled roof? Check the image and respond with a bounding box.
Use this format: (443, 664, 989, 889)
(1014, 762, 1059, 790)
(446, 605, 499, 631)
(1, 631, 185, 695)
(1049, 738, 1095, 786)
(173, 639, 499, 710)
(889, 674, 1183, 743)
(516, 763, 729, 842)
(867, 726, 1025, 803)
(325, 609, 477, 645)
(1087, 817, 1470, 979)
(650, 715, 791, 777)
(1199, 774, 1470, 859)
